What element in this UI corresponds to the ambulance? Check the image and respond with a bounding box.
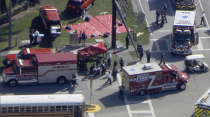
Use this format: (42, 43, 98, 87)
(195, 88, 210, 117)
(171, 10, 198, 55)
(121, 63, 189, 96)
(3, 48, 53, 67)
(2, 52, 77, 87)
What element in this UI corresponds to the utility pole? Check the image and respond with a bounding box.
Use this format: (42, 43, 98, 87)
(111, 0, 117, 48)
(8, 0, 12, 48)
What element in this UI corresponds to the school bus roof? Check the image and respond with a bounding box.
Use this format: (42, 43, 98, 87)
(35, 52, 76, 64)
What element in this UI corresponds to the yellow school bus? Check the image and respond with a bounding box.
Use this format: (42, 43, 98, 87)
(0, 94, 85, 117)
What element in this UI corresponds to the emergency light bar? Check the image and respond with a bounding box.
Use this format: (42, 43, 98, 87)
(26, 48, 30, 54)
(165, 64, 172, 70)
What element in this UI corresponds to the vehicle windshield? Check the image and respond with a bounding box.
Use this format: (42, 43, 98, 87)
(17, 51, 23, 59)
(12, 64, 19, 73)
(49, 21, 60, 27)
(68, 1, 83, 6)
(174, 33, 191, 45)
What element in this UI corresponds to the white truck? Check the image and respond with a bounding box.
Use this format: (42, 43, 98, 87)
(2, 52, 77, 87)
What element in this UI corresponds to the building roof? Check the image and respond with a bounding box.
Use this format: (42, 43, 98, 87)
(195, 88, 210, 109)
(122, 62, 163, 75)
(35, 52, 76, 63)
(173, 10, 196, 27)
(0, 94, 84, 107)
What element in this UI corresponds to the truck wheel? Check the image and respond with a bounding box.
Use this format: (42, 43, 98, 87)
(205, 68, 209, 72)
(179, 83, 186, 90)
(139, 89, 146, 96)
(57, 77, 66, 85)
(8, 80, 17, 87)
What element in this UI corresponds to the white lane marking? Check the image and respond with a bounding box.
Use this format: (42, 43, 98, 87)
(200, 37, 210, 39)
(147, 95, 155, 117)
(131, 110, 152, 113)
(167, 0, 174, 16)
(128, 100, 150, 104)
(197, 38, 204, 50)
(198, 0, 210, 27)
(197, 28, 210, 30)
(139, 0, 153, 35)
(74, 91, 83, 92)
(154, 41, 160, 51)
(88, 113, 95, 117)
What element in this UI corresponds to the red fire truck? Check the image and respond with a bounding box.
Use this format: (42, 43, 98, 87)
(171, 10, 198, 55)
(3, 48, 53, 67)
(2, 52, 77, 87)
(66, 0, 94, 15)
(174, 0, 196, 10)
(121, 62, 189, 96)
(39, 6, 62, 37)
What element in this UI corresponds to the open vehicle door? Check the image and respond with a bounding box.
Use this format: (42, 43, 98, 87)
(194, 32, 199, 45)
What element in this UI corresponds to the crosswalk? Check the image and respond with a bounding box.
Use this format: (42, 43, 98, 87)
(150, 37, 210, 53)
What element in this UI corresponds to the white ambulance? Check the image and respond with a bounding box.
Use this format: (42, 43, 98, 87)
(2, 52, 77, 87)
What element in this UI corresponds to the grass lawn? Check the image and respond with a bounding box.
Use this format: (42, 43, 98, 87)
(129, 51, 139, 61)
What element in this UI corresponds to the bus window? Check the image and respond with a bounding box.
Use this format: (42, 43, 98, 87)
(62, 106, 67, 111)
(14, 107, 19, 112)
(20, 107, 25, 112)
(50, 106, 55, 112)
(56, 106, 61, 111)
(2, 107, 7, 113)
(44, 106, 49, 112)
(32, 106, 37, 112)
(8, 107, 13, 113)
(26, 107, 31, 112)
(67, 106, 73, 112)
(38, 106, 43, 112)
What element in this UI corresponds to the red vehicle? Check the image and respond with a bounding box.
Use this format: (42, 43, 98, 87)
(121, 62, 189, 96)
(3, 48, 53, 67)
(66, 0, 95, 14)
(174, 0, 196, 10)
(39, 6, 62, 37)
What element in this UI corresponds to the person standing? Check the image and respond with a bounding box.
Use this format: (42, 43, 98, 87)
(159, 53, 165, 65)
(114, 60, 117, 68)
(29, 30, 34, 44)
(103, 43, 108, 58)
(112, 67, 118, 82)
(107, 52, 111, 67)
(119, 86, 124, 100)
(200, 11, 206, 26)
(163, 3, 167, 23)
(156, 10, 160, 25)
(89, 63, 95, 74)
(71, 72, 77, 87)
(102, 58, 106, 67)
(82, 31, 87, 46)
(34, 29, 39, 44)
(160, 14, 165, 28)
(79, 31, 83, 43)
(101, 62, 106, 75)
(138, 44, 144, 60)
(105, 71, 112, 85)
(126, 34, 129, 49)
(146, 49, 151, 63)
(119, 57, 124, 71)
(79, 57, 84, 71)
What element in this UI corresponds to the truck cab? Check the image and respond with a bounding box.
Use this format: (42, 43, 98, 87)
(39, 6, 62, 37)
(3, 48, 53, 67)
(171, 10, 198, 55)
(66, 0, 94, 15)
(174, 0, 196, 10)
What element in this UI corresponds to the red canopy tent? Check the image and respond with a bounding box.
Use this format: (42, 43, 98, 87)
(77, 42, 107, 60)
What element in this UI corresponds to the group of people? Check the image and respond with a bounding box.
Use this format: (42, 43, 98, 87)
(156, 3, 167, 28)
(29, 29, 39, 45)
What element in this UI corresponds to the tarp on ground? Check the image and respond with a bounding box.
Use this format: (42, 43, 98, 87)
(63, 14, 132, 39)
(77, 42, 107, 60)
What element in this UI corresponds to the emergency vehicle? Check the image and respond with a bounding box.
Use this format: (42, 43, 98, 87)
(174, 0, 196, 10)
(121, 62, 189, 96)
(39, 6, 62, 37)
(66, 0, 94, 14)
(2, 52, 77, 87)
(3, 48, 53, 67)
(195, 88, 210, 117)
(171, 10, 198, 55)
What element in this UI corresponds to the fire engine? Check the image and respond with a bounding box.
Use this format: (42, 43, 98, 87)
(39, 6, 62, 37)
(171, 10, 198, 55)
(66, 0, 94, 15)
(195, 88, 210, 117)
(2, 52, 77, 87)
(121, 62, 189, 96)
(174, 0, 196, 10)
(3, 48, 53, 67)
